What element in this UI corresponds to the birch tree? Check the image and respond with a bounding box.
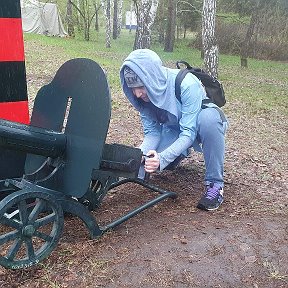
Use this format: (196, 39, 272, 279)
(117, 0, 123, 36)
(132, 0, 159, 49)
(102, 0, 112, 47)
(202, 0, 218, 78)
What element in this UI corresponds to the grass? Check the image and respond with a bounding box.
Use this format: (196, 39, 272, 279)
(23, 28, 288, 116)
(263, 260, 288, 281)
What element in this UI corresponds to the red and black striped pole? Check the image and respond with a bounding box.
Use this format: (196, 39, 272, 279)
(0, 0, 29, 179)
(0, 0, 29, 123)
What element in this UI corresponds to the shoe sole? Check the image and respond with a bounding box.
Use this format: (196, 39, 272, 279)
(197, 198, 224, 211)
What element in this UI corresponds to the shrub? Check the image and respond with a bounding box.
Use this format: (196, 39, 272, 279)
(190, 18, 288, 61)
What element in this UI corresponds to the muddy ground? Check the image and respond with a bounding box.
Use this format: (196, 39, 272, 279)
(0, 42, 287, 287)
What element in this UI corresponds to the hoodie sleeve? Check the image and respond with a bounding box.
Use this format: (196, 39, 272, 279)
(139, 111, 161, 154)
(158, 74, 204, 170)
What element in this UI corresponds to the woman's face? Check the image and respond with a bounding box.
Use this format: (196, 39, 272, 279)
(132, 86, 150, 102)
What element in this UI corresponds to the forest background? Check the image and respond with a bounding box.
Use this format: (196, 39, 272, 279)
(47, 0, 288, 63)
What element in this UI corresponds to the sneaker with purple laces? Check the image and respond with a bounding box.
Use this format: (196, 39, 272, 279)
(197, 183, 224, 211)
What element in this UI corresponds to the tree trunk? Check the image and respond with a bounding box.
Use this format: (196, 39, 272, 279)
(102, 0, 111, 48)
(113, 0, 118, 39)
(94, 4, 100, 31)
(66, 0, 75, 37)
(129, 3, 133, 33)
(70, 0, 95, 41)
(133, 0, 158, 50)
(84, 0, 90, 41)
(156, 0, 165, 44)
(84, 25, 89, 40)
(164, 0, 176, 52)
(117, 0, 123, 36)
(134, 0, 150, 49)
(76, 0, 82, 31)
(73, 0, 89, 41)
(202, 0, 218, 78)
(240, 11, 259, 68)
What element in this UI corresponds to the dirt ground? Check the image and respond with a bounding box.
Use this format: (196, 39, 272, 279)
(0, 50, 287, 287)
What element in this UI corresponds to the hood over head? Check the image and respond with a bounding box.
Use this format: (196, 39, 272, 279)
(120, 49, 178, 118)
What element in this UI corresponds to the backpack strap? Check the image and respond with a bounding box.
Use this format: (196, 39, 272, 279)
(175, 66, 211, 104)
(176, 61, 191, 69)
(175, 66, 214, 105)
(175, 68, 190, 104)
(175, 65, 227, 123)
(175, 61, 193, 103)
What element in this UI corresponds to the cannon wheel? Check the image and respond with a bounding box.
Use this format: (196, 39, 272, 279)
(0, 190, 64, 269)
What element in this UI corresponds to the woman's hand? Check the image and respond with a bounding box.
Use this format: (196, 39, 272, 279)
(144, 150, 160, 173)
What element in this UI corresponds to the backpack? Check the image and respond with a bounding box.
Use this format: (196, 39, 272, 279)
(175, 61, 226, 107)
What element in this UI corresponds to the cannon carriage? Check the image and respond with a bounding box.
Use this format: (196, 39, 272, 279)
(0, 58, 178, 269)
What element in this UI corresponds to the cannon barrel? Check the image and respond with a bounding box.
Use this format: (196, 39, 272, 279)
(0, 119, 66, 158)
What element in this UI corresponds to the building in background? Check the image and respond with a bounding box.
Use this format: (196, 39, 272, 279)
(125, 10, 137, 30)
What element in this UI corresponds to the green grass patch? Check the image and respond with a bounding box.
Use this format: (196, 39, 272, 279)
(23, 29, 288, 116)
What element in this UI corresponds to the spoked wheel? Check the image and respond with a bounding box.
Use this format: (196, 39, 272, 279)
(0, 190, 64, 269)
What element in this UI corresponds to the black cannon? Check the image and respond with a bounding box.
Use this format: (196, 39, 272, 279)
(0, 58, 177, 270)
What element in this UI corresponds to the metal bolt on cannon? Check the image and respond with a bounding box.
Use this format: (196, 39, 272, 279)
(0, 0, 178, 270)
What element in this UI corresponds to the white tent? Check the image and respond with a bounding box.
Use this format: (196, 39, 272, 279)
(21, 0, 67, 37)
